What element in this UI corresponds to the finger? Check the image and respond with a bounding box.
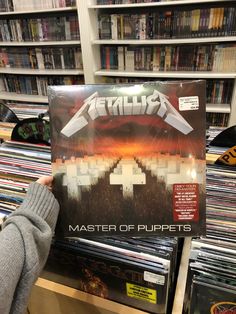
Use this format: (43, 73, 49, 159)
(36, 176, 53, 186)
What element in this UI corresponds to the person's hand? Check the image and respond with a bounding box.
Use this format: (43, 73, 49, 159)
(36, 176, 53, 191)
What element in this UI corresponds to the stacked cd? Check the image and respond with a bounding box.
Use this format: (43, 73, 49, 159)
(43, 236, 181, 314)
(0, 140, 51, 214)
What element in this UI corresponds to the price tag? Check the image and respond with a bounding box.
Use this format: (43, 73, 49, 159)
(179, 96, 199, 111)
(144, 271, 165, 285)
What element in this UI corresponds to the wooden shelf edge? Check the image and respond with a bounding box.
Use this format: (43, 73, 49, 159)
(206, 153, 219, 164)
(172, 237, 192, 314)
(36, 278, 150, 314)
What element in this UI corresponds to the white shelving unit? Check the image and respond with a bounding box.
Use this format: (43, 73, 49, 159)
(229, 83, 236, 125)
(206, 103, 231, 113)
(0, 6, 83, 104)
(0, 6, 76, 15)
(0, 68, 84, 75)
(89, 0, 234, 8)
(78, 0, 236, 126)
(0, 41, 81, 47)
(95, 70, 236, 79)
(93, 37, 236, 45)
(1, 0, 235, 118)
(0, 91, 48, 103)
(3, 0, 231, 122)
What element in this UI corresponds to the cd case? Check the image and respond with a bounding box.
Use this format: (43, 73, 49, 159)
(48, 80, 206, 237)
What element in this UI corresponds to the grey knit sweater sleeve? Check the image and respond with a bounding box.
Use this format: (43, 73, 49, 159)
(0, 182, 59, 314)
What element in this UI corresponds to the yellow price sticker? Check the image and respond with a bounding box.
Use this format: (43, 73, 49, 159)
(126, 283, 157, 304)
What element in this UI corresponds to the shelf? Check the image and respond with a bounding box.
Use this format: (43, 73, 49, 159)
(172, 237, 192, 314)
(0, 92, 48, 103)
(0, 91, 229, 111)
(0, 7, 77, 15)
(89, 0, 234, 8)
(206, 153, 220, 164)
(0, 122, 15, 141)
(34, 278, 150, 314)
(0, 41, 81, 47)
(93, 37, 236, 45)
(206, 103, 231, 113)
(95, 70, 236, 79)
(0, 68, 84, 75)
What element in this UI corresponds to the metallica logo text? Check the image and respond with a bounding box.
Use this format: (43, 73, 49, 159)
(61, 90, 194, 137)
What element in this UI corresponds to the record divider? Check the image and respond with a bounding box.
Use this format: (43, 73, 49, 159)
(206, 153, 219, 164)
(0, 122, 16, 141)
(172, 237, 192, 314)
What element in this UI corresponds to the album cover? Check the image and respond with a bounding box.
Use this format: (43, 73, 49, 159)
(190, 279, 236, 314)
(48, 80, 206, 236)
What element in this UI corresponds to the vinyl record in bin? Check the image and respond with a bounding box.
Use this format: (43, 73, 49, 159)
(11, 117, 50, 146)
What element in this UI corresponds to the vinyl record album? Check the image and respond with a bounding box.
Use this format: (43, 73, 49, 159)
(49, 81, 206, 237)
(215, 145, 236, 167)
(11, 118, 50, 146)
(210, 125, 236, 148)
(0, 102, 19, 123)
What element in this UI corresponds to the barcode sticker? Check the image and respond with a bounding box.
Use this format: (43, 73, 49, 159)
(144, 271, 165, 285)
(179, 96, 199, 111)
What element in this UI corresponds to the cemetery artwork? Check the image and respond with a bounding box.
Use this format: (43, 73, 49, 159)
(49, 81, 206, 236)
